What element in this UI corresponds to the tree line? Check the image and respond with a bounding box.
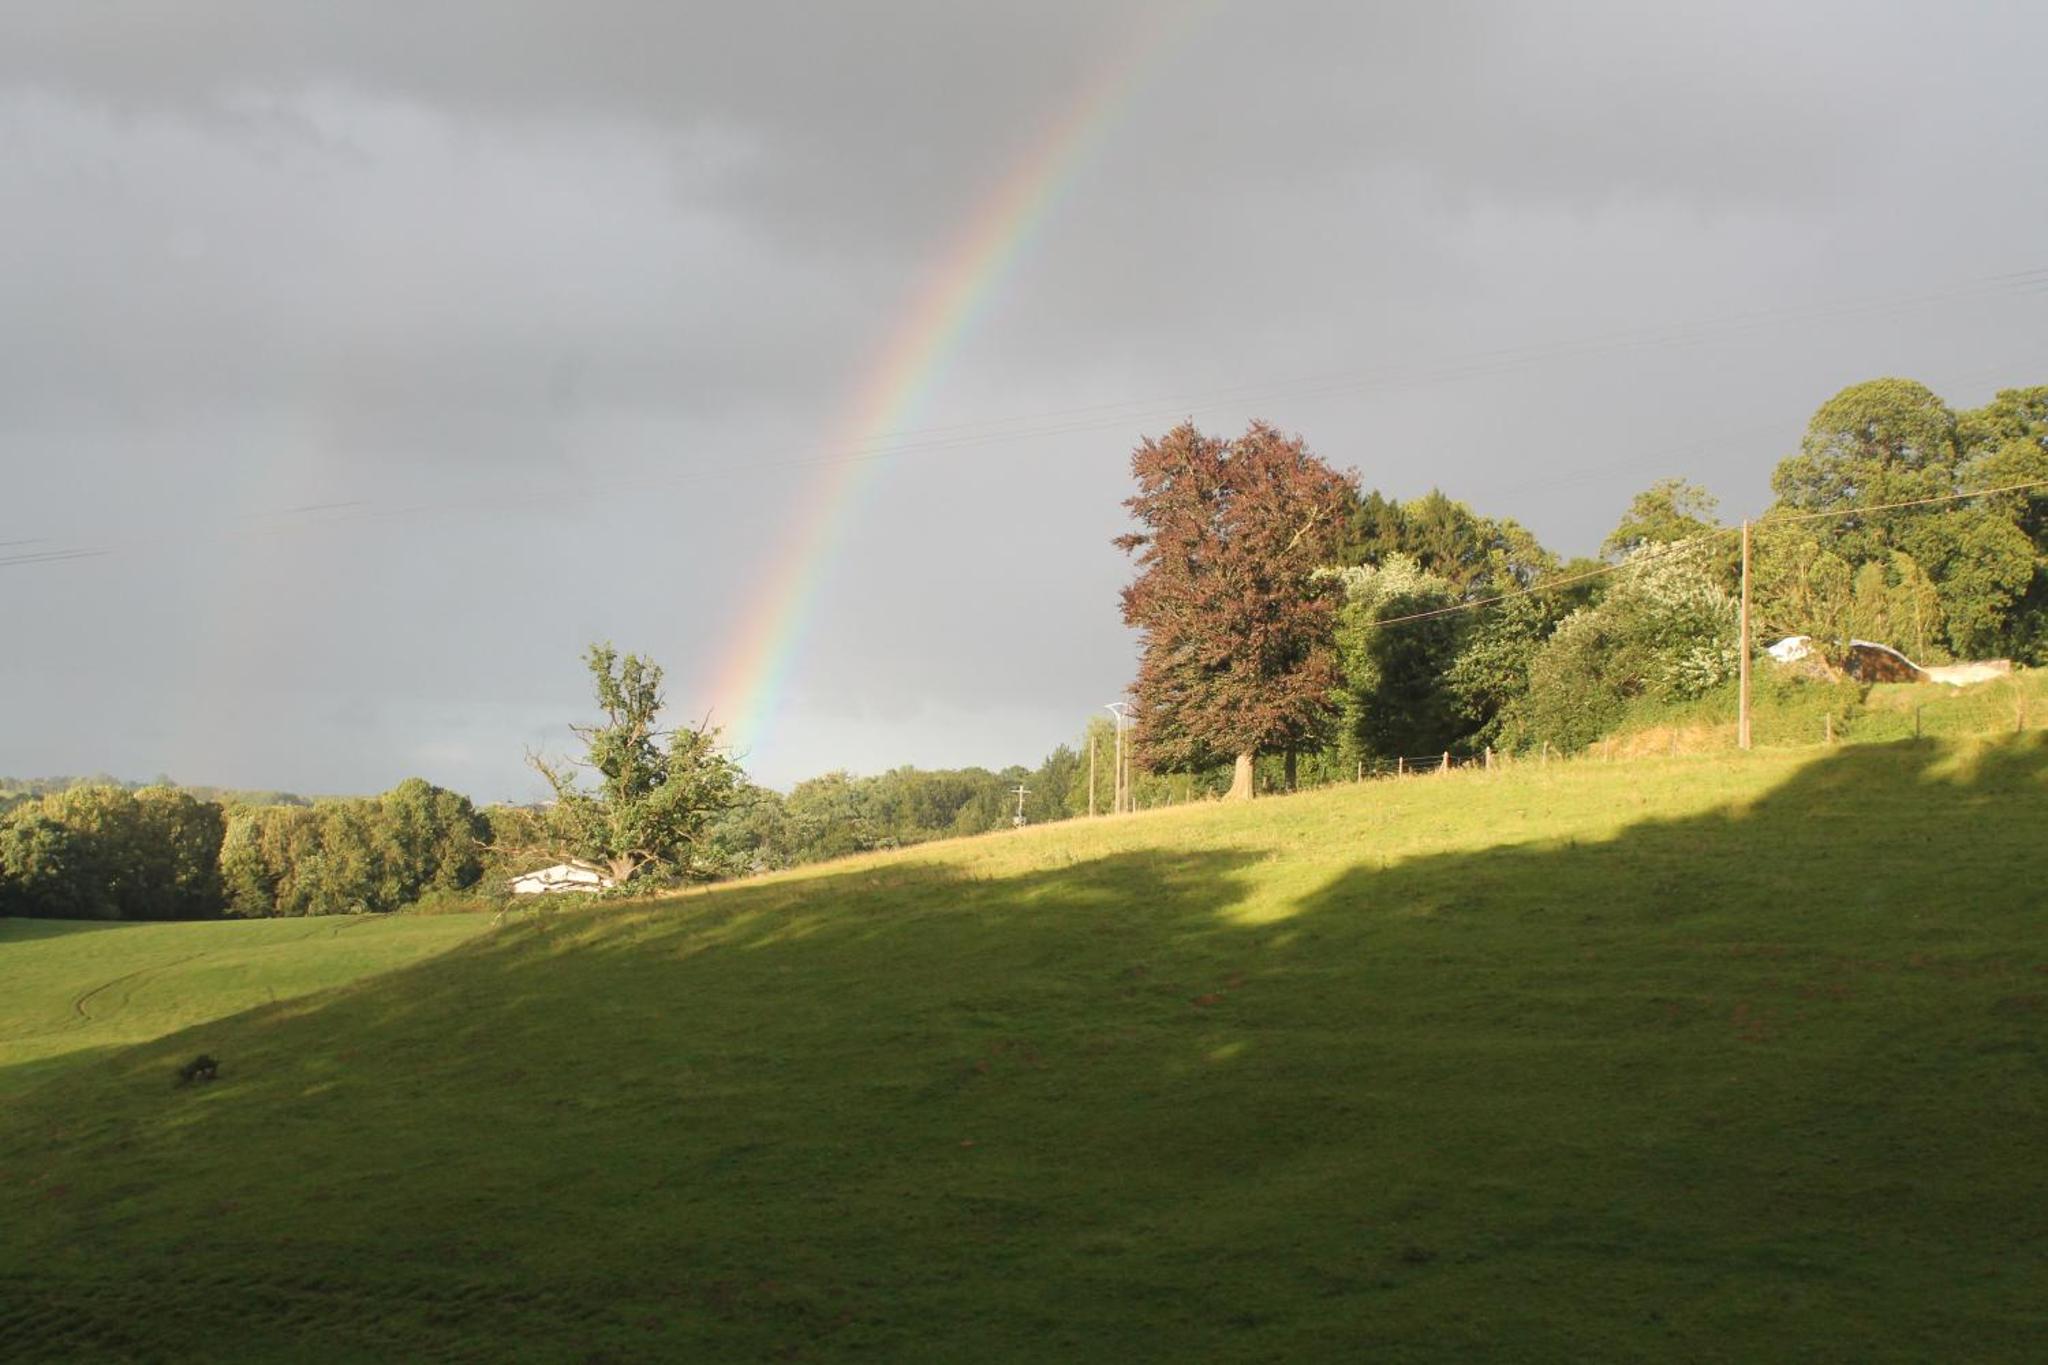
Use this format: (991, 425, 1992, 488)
(1115, 377, 2044, 786)
(0, 779, 489, 920)
(3, 374, 2038, 917)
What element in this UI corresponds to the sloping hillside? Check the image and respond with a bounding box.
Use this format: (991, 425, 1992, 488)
(3, 737, 2044, 1362)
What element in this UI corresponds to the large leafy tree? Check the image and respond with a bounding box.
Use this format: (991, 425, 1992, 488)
(1961, 386, 2048, 538)
(374, 778, 487, 905)
(1342, 488, 1551, 600)
(1770, 378, 1961, 558)
(1603, 478, 1722, 561)
(218, 781, 485, 917)
(1766, 378, 2044, 661)
(0, 809, 92, 918)
(1329, 554, 1466, 763)
(530, 645, 740, 886)
(1117, 420, 1355, 799)
(1444, 592, 1554, 745)
(1958, 385, 2048, 661)
(130, 787, 227, 920)
(702, 783, 796, 878)
(0, 784, 226, 920)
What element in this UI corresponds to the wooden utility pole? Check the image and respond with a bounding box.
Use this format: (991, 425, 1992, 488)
(1088, 736, 1098, 818)
(1738, 518, 1753, 751)
(1114, 717, 1124, 813)
(1104, 702, 1131, 815)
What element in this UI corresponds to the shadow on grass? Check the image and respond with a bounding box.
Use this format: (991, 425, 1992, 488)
(0, 917, 160, 944)
(0, 1046, 131, 1101)
(0, 845, 1269, 1092)
(1, 737, 2043, 1363)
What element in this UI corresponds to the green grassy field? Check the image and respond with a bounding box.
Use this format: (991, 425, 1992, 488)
(2, 736, 2044, 1362)
(0, 915, 490, 1101)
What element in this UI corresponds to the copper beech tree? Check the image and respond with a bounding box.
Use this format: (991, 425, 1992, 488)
(1117, 421, 1357, 799)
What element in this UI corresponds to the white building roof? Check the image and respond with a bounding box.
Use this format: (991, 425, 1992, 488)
(508, 861, 617, 895)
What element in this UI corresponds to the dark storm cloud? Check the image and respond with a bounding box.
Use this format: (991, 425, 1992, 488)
(0, 2, 1136, 251)
(1, 1, 2044, 793)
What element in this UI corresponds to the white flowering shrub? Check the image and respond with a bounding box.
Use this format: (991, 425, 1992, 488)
(1506, 538, 1739, 750)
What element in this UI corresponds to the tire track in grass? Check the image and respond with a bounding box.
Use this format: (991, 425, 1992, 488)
(69, 953, 209, 1021)
(66, 917, 394, 1025)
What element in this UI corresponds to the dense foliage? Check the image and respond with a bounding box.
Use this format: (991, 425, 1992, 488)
(1152, 376, 2044, 770)
(527, 644, 742, 885)
(1503, 542, 1740, 751)
(218, 779, 487, 917)
(1327, 555, 1467, 762)
(1759, 379, 2046, 661)
(0, 786, 223, 921)
(0, 778, 483, 921)
(702, 740, 1114, 875)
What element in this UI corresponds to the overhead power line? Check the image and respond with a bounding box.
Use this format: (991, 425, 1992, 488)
(1762, 479, 2048, 526)
(0, 546, 114, 569)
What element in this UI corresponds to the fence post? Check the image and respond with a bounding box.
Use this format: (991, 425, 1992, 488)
(1540, 741, 1549, 767)
(1824, 712, 1833, 745)
(1396, 756, 1404, 777)
(1440, 750, 1450, 775)
(1485, 745, 1494, 771)
(1914, 705, 1922, 740)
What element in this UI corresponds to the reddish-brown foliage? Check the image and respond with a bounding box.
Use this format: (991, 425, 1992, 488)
(1117, 421, 1356, 782)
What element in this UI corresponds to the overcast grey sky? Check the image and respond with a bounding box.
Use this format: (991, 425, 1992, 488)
(2, 1, 2044, 797)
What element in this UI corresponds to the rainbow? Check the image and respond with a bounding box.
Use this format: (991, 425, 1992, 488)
(705, 12, 1204, 765)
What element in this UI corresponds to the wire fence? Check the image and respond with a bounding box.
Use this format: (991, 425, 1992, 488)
(1105, 672, 2040, 813)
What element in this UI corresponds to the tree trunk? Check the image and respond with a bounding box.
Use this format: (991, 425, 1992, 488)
(1227, 751, 1257, 801)
(1283, 750, 1298, 793)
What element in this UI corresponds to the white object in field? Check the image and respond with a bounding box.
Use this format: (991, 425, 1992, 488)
(1766, 635, 1815, 663)
(508, 861, 616, 895)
